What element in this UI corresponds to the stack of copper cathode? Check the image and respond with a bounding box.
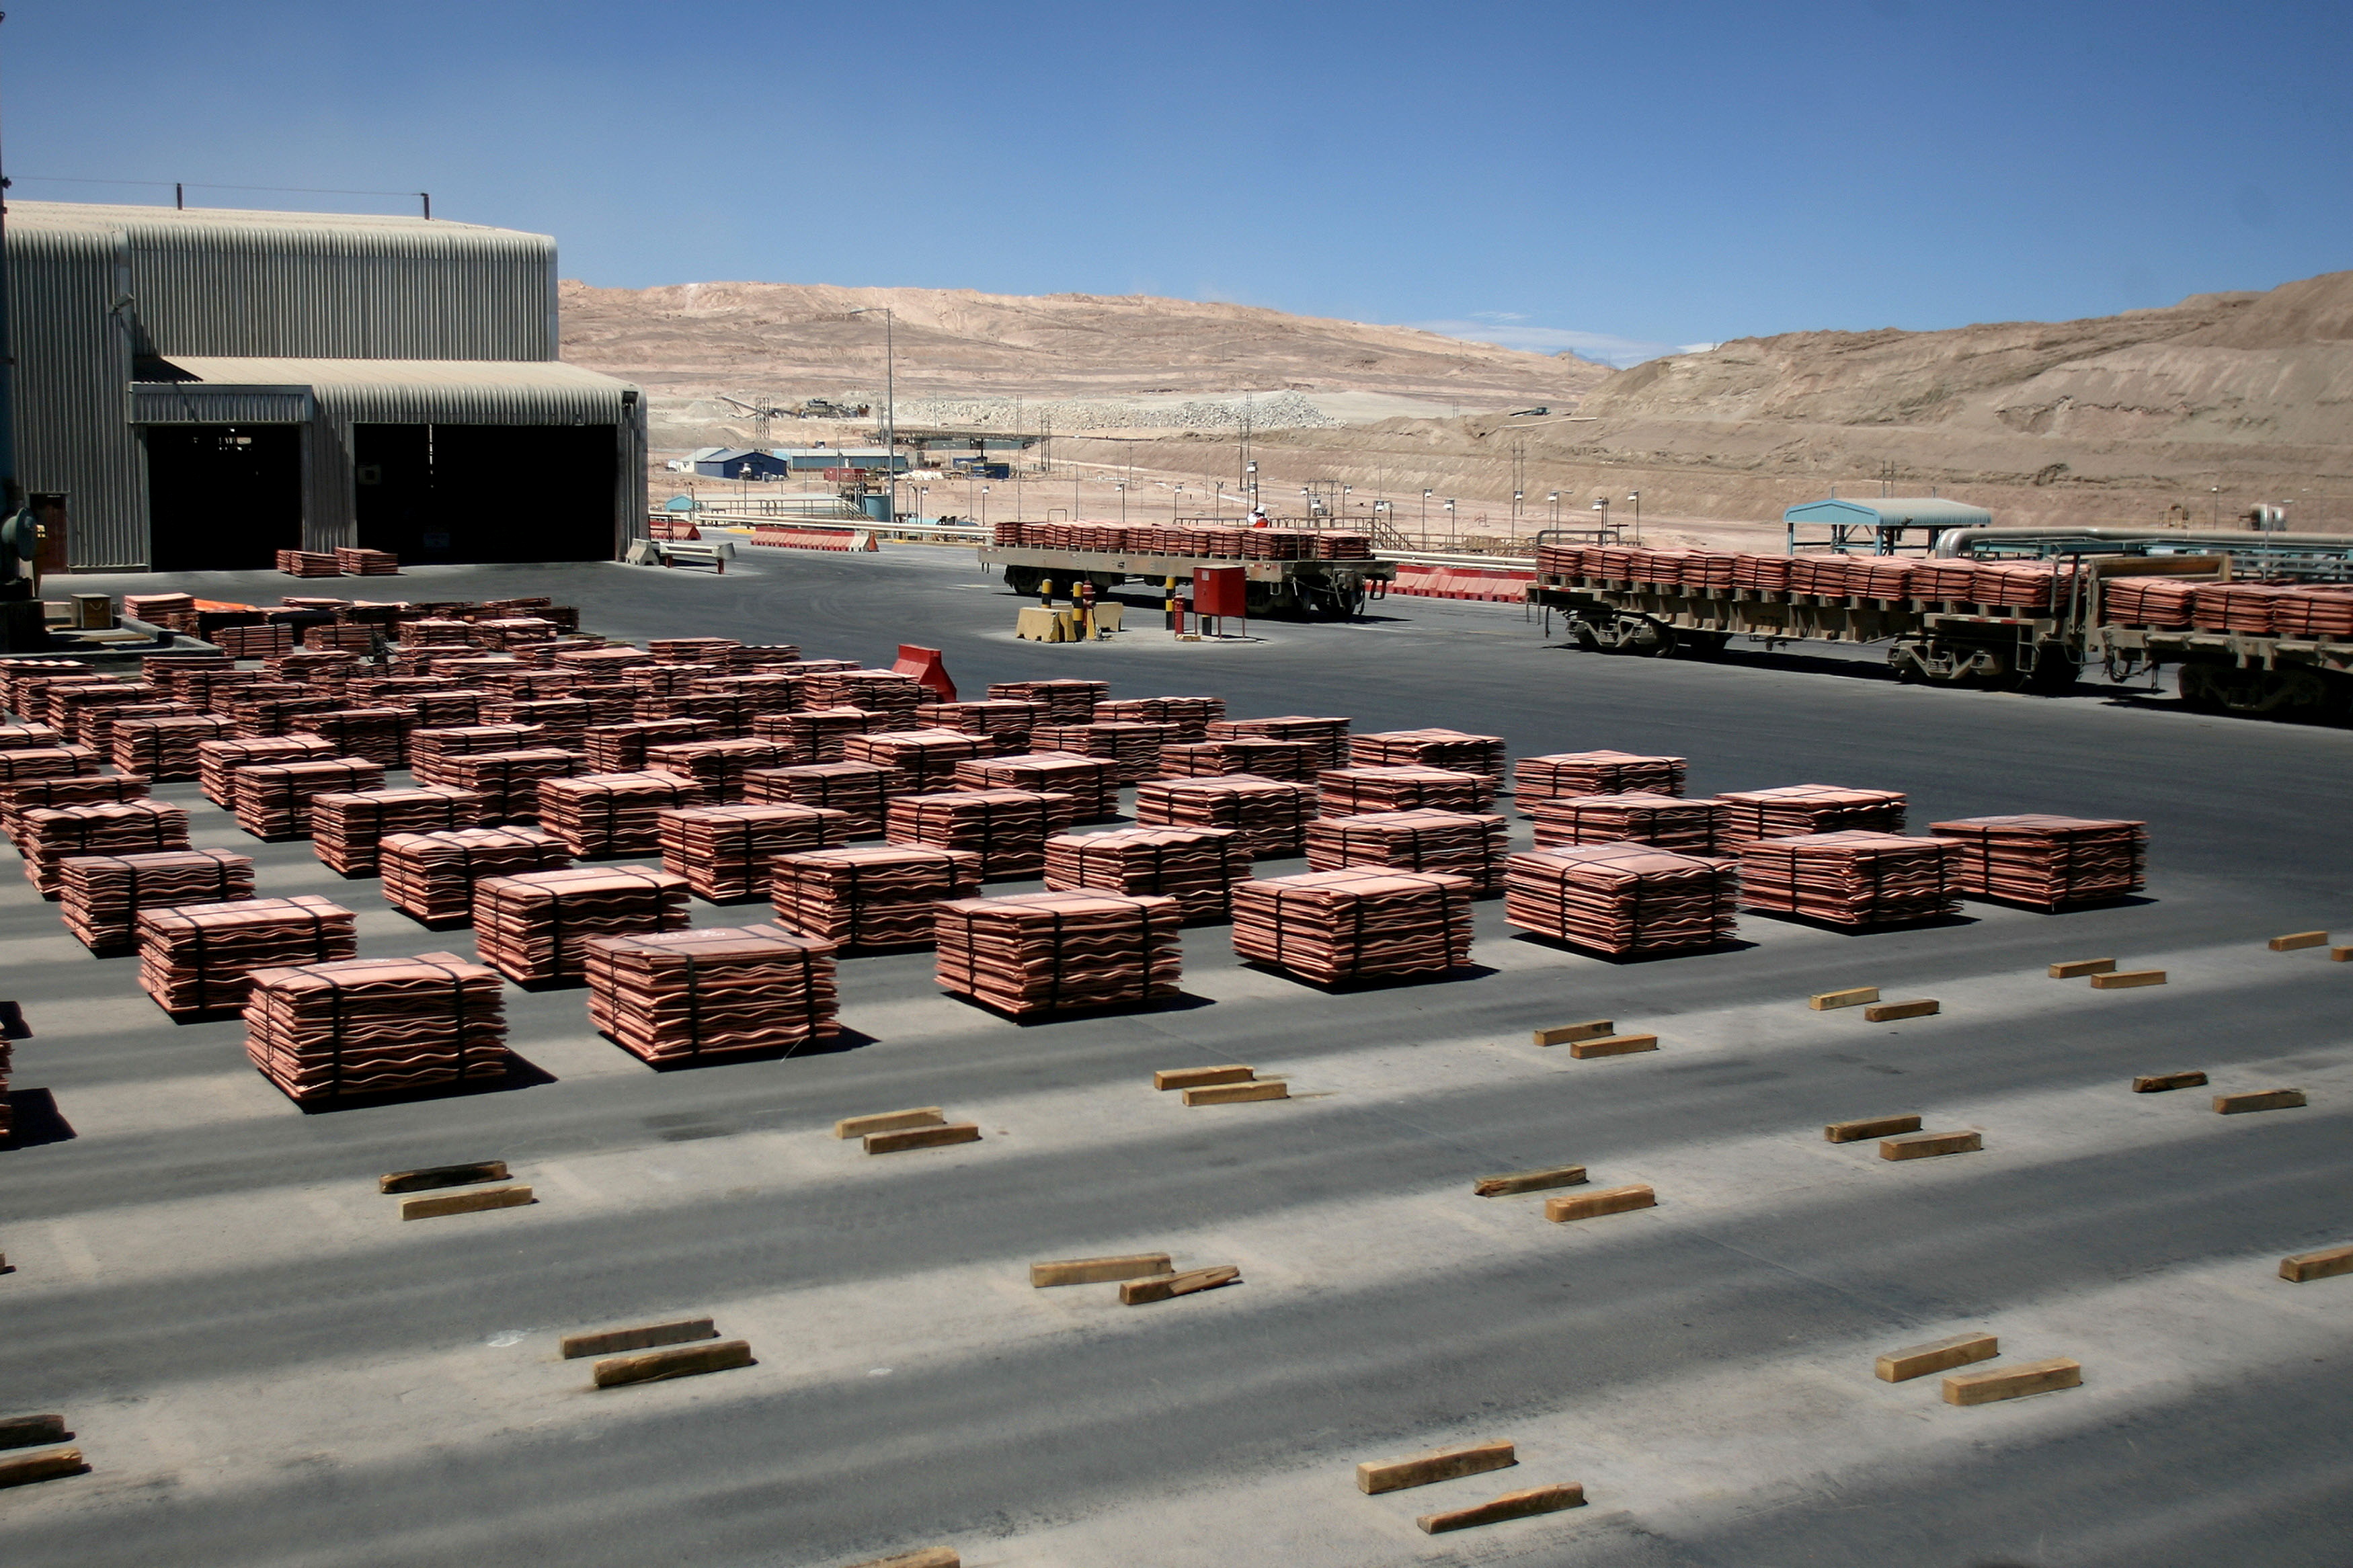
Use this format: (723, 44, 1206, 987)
(536, 771, 709, 858)
(111, 714, 234, 780)
(1503, 843, 1739, 954)
(886, 788, 1076, 878)
(1526, 792, 1725, 854)
(750, 706, 877, 761)
(1714, 784, 1907, 851)
(843, 729, 986, 793)
(914, 699, 1046, 753)
(1347, 729, 1507, 778)
(1230, 870, 1474, 983)
(0, 743, 102, 786)
(298, 707, 415, 766)
(472, 865, 692, 983)
(60, 848, 255, 951)
(411, 749, 581, 824)
(138, 895, 359, 1018)
(378, 826, 573, 924)
(1154, 739, 1318, 782)
(933, 890, 1183, 1017)
(21, 800, 192, 895)
(1093, 696, 1226, 741)
(658, 802, 854, 901)
(1029, 721, 1172, 784)
(233, 757, 385, 839)
(1513, 750, 1687, 808)
(770, 845, 981, 947)
(1305, 810, 1511, 891)
(582, 718, 715, 772)
(985, 678, 1105, 721)
(1739, 832, 1963, 926)
(803, 669, 924, 727)
(309, 785, 482, 874)
(1044, 826, 1248, 920)
(644, 737, 795, 801)
(1, 774, 152, 848)
(584, 924, 838, 1065)
(243, 951, 508, 1104)
(1135, 776, 1317, 857)
(1927, 814, 2149, 909)
(951, 753, 1115, 819)
(197, 736, 335, 807)
(1205, 715, 1350, 767)
(1316, 766, 1492, 815)
(742, 761, 890, 836)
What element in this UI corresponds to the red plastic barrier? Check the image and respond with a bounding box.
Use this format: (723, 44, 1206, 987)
(892, 645, 957, 702)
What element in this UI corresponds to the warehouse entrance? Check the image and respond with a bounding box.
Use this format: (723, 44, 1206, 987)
(144, 424, 305, 571)
(354, 423, 616, 564)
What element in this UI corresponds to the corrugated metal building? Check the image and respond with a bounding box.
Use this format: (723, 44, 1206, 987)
(773, 446, 908, 473)
(7, 201, 646, 570)
(691, 448, 792, 479)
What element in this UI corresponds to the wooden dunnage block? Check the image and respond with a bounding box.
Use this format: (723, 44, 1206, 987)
(399, 1185, 533, 1220)
(2214, 1088, 2306, 1114)
(0, 1447, 87, 1488)
(1153, 1065, 1254, 1090)
(379, 1159, 508, 1194)
(1118, 1264, 1239, 1304)
(1532, 1020, 1611, 1046)
(1357, 1438, 1517, 1493)
(1863, 999, 1938, 1022)
(562, 1317, 718, 1359)
(593, 1338, 754, 1388)
(1473, 1164, 1587, 1197)
(865, 1122, 982, 1153)
(2132, 1070, 2206, 1093)
(1545, 1184, 1654, 1222)
(2268, 931, 2328, 952)
(2089, 969, 2165, 989)
(0, 1413, 68, 1450)
(2280, 1244, 2353, 1283)
(1808, 987, 1878, 1011)
(1417, 1482, 1585, 1533)
(842, 1550, 960, 1568)
(1880, 1131, 1981, 1161)
(2048, 958, 2116, 979)
(1030, 1253, 1172, 1287)
(1826, 1114, 1921, 1143)
(1182, 1079, 1287, 1106)
(1568, 1033, 1656, 1059)
(1875, 1331, 1998, 1382)
(835, 1107, 945, 1139)
(1942, 1356, 2081, 1405)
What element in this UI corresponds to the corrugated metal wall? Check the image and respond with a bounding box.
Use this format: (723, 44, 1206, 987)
(9, 226, 149, 569)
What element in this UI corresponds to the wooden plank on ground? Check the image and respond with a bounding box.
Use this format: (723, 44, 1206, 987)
(2280, 1243, 2353, 1283)
(842, 1551, 960, 1568)
(1808, 987, 1878, 1011)
(2214, 1088, 2306, 1114)
(1118, 1265, 1239, 1305)
(1182, 1079, 1288, 1106)
(1416, 1482, 1585, 1534)
(1356, 1438, 1517, 1494)
(378, 1159, 508, 1194)
(2048, 958, 2116, 979)
(561, 1317, 717, 1360)
(1545, 1184, 1655, 1223)
(1152, 1065, 1253, 1090)
(1568, 1033, 1657, 1059)
(1473, 1164, 1587, 1197)
(864, 1122, 982, 1154)
(399, 1185, 533, 1221)
(1532, 1020, 1612, 1046)
(835, 1107, 945, 1139)
(2089, 969, 2166, 989)
(1863, 999, 1939, 1022)
(2132, 1070, 2207, 1093)
(0, 1414, 67, 1451)
(0, 1447, 87, 1488)
(1825, 1114, 1921, 1143)
(1880, 1130, 1982, 1161)
(1030, 1253, 1172, 1287)
(2268, 931, 2329, 951)
(1875, 1331, 1999, 1382)
(1942, 1356, 2081, 1405)
(593, 1339, 754, 1389)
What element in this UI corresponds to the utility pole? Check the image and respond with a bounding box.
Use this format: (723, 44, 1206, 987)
(0, 9, 18, 519)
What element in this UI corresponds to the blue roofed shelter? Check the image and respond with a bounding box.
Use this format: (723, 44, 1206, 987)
(1784, 496, 1993, 555)
(693, 448, 793, 479)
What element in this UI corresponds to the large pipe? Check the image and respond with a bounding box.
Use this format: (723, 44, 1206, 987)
(1933, 526, 2353, 558)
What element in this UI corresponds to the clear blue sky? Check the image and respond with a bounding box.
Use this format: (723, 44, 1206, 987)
(11, 1, 2348, 363)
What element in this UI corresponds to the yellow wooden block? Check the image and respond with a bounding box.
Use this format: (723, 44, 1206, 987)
(399, 1185, 533, 1221)
(2048, 958, 2116, 979)
(843, 1551, 959, 1568)
(1863, 999, 1939, 1022)
(1880, 1130, 1981, 1160)
(1029, 1253, 1172, 1287)
(1532, 1020, 1612, 1046)
(0, 1446, 87, 1488)
(1357, 1439, 1517, 1494)
(1416, 1482, 1585, 1533)
(561, 1318, 717, 1360)
(2280, 1243, 2353, 1283)
(2268, 931, 2329, 951)
(1119, 1264, 1240, 1304)
(1545, 1184, 1654, 1222)
(2132, 1070, 2206, 1093)
(1182, 1079, 1288, 1106)
(1473, 1164, 1587, 1197)
(1808, 987, 1879, 1011)
(2214, 1088, 2306, 1114)
(1568, 1033, 1657, 1059)
(834, 1107, 945, 1139)
(1875, 1331, 1998, 1382)
(378, 1159, 508, 1194)
(1152, 1065, 1254, 1090)
(1825, 1114, 1921, 1143)
(2089, 969, 2166, 989)
(592, 1339, 754, 1389)
(865, 1122, 982, 1153)
(1942, 1356, 2081, 1405)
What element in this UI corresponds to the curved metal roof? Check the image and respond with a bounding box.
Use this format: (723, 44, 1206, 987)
(1783, 496, 1994, 526)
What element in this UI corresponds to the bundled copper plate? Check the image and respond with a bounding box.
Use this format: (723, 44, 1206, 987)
(1135, 775, 1318, 858)
(1316, 765, 1492, 816)
(1714, 784, 1907, 851)
(934, 890, 1183, 1016)
(648, 636, 742, 665)
(657, 802, 853, 901)
(644, 737, 796, 802)
(473, 864, 691, 983)
(486, 696, 592, 746)
(952, 752, 1117, 820)
(584, 923, 838, 1063)
(1929, 814, 2148, 909)
(1093, 696, 1227, 742)
(1513, 750, 1686, 807)
(309, 786, 483, 875)
(59, 847, 253, 950)
(243, 950, 507, 1102)
(232, 757, 385, 839)
(50, 682, 161, 743)
(1, 772, 151, 849)
(407, 723, 547, 761)
(233, 692, 340, 739)
(196, 735, 336, 808)
(1527, 792, 1725, 854)
(582, 718, 719, 772)
(1740, 831, 1962, 926)
(1029, 722, 1176, 784)
(536, 770, 711, 858)
(1306, 810, 1511, 891)
(110, 714, 233, 780)
(1154, 739, 1318, 783)
(1347, 729, 1507, 779)
(379, 826, 573, 924)
(803, 670, 923, 728)
(1503, 843, 1738, 954)
(296, 706, 416, 767)
(749, 706, 879, 763)
(915, 699, 1047, 753)
(21, 799, 192, 895)
(985, 678, 1106, 722)
(742, 761, 889, 837)
(886, 788, 1077, 878)
(843, 728, 987, 794)
(1045, 825, 1247, 920)
(770, 844, 980, 948)
(1230, 869, 1474, 983)
(138, 894, 358, 1016)
(409, 747, 582, 824)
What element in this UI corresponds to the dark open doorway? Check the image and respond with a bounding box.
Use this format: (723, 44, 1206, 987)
(144, 424, 304, 571)
(354, 424, 616, 565)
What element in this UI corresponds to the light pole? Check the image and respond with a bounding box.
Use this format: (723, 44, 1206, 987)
(1116, 483, 1127, 526)
(980, 485, 990, 532)
(2210, 484, 2221, 527)
(848, 306, 894, 487)
(1172, 483, 1183, 522)
(1443, 497, 1455, 548)
(1548, 491, 1560, 525)
(1245, 461, 1258, 512)
(1513, 490, 1523, 525)
(1626, 491, 1641, 543)
(1593, 497, 1609, 536)
(1421, 488, 1433, 545)
(919, 484, 930, 523)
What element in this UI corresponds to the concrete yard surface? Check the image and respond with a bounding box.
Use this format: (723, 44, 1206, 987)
(4, 546, 2352, 1567)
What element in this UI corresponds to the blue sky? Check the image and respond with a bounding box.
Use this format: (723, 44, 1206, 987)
(11, 1, 2348, 364)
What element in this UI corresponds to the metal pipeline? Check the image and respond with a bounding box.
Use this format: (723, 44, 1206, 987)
(1932, 526, 2353, 558)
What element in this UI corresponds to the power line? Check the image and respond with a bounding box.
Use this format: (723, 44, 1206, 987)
(17, 176, 427, 198)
